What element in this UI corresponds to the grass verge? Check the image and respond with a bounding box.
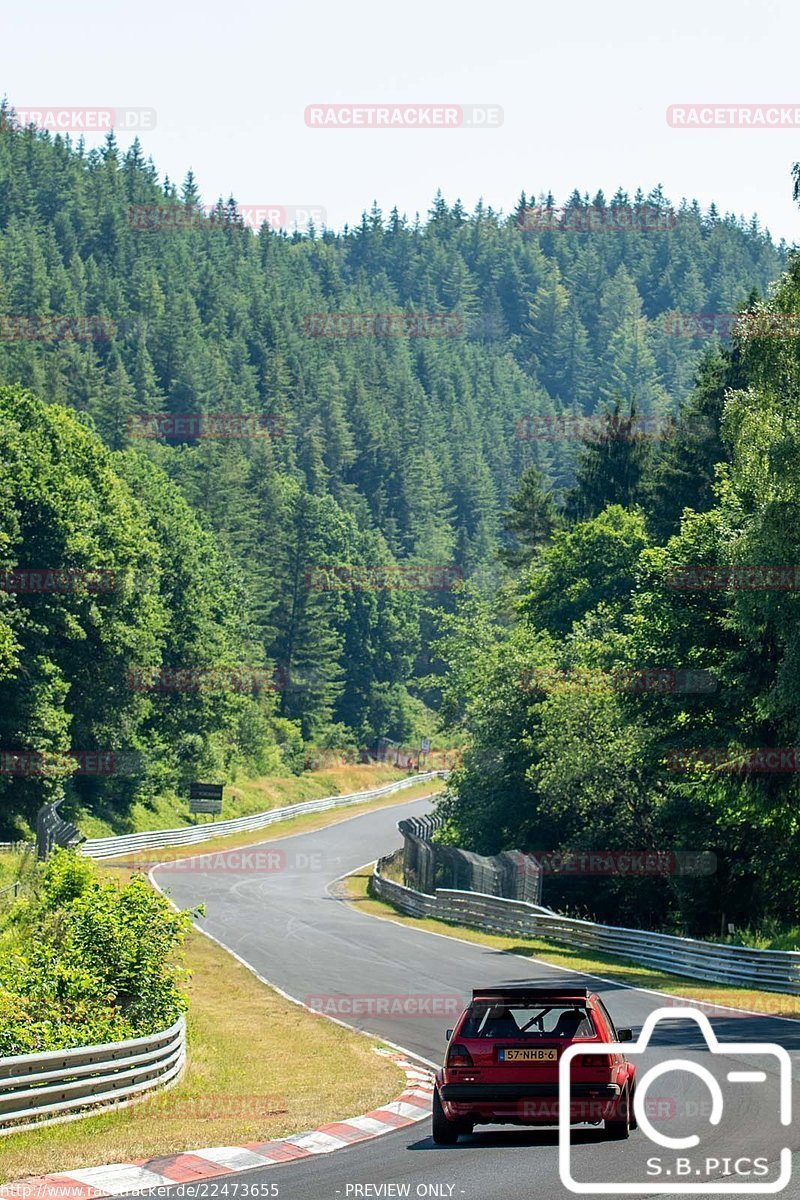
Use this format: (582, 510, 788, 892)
(77, 763, 428, 839)
(0, 847, 37, 914)
(0, 785, 446, 1183)
(342, 867, 800, 1022)
(0, 853, 23, 894)
(0, 927, 407, 1184)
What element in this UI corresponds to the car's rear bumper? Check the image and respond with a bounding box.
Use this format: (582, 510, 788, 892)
(439, 1082, 624, 1126)
(441, 1083, 620, 1101)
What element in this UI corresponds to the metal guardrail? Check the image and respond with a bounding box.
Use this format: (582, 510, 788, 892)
(82, 772, 449, 859)
(372, 868, 800, 995)
(0, 882, 20, 900)
(0, 1017, 186, 1134)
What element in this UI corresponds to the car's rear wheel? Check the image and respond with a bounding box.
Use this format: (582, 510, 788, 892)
(604, 1087, 631, 1140)
(432, 1089, 461, 1145)
(628, 1083, 637, 1130)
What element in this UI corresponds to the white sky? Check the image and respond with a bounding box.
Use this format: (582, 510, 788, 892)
(3, 0, 800, 243)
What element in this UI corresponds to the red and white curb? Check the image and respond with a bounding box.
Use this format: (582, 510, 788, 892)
(0, 1052, 434, 1199)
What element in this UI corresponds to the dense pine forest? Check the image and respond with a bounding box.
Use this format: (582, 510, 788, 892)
(0, 100, 795, 914)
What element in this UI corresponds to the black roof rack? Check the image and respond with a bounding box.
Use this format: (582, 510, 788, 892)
(471, 985, 591, 1000)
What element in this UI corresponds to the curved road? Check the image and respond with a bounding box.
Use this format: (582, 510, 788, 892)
(140, 797, 800, 1200)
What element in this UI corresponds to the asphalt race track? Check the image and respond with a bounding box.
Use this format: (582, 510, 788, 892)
(122, 796, 800, 1200)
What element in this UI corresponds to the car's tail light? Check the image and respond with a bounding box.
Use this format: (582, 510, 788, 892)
(582, 1054, 613, 1069)
(447, 1043, 474, 1067)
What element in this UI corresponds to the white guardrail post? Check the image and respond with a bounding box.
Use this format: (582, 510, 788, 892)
(371, 868, 800, 996)
(80, 772, 448, 859)
(0, 1016, 186, 1134)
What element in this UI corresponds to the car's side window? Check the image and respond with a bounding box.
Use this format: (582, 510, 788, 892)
(594, 998, 617, 1040)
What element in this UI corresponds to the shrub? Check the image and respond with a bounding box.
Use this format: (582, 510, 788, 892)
(0, 851, 193, 1055)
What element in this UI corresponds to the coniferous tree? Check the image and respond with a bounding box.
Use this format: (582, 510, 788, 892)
(499, 466, 560, 569)
(642, 349, 737, 541)
(565, 399, 651, 522)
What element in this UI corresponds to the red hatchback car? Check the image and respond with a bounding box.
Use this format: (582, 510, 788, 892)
(433, 985, 636, 1144)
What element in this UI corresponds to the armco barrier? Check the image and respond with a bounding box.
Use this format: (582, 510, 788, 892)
(371, 869, 800, 995)
(0, 1017, 185, 1134)
(81, 772, 448, 859)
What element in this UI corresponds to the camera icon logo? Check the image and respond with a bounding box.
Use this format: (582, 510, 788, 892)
(558, 1006, 792, 1194)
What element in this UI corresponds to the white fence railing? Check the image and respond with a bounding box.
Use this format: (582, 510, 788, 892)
(372, 868, 800, 995)
(82, 772, 448, 859)
(0, 1017, 186, 1134)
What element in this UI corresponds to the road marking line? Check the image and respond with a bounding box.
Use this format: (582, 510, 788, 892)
(287, 1131, 351, 1153)
(381, 1099, 432, 1118)
(241, 1141, 311, 1162)
(67, 1166, 174, 1195)
(315, 1121, 375, 1142)
(134, 1153, 234, 1182)
(343, 1114, 398, 1133)
(187, 1147, 278, 1170)
(365, 1110, 415, 1128)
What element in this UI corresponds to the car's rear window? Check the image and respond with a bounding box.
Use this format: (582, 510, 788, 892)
(460, 1002, 595, 1039)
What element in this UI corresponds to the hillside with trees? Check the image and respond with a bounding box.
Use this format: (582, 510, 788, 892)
(434, 268, 800, 940)
(0, 101, 789, 841)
